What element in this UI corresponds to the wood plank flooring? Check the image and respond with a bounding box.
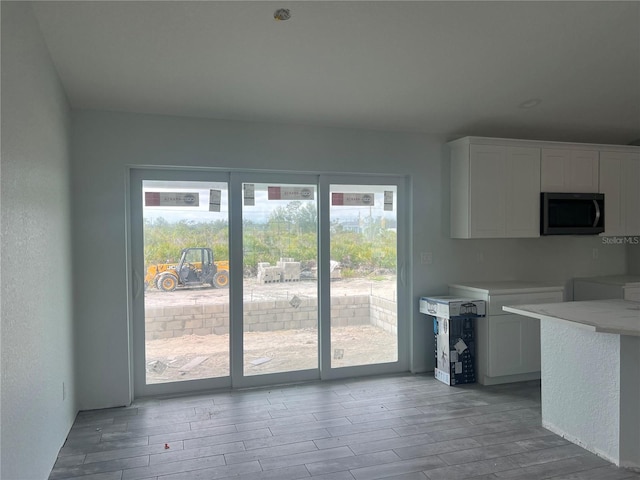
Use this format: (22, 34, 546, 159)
(49, 375, 640, 480)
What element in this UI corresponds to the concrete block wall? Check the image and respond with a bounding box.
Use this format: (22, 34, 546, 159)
(370, 295, 398, 335)
(144, 294, 396, 339)
(144, 303, 229, 340)
(243, 298, 318, 332)
(330, 295, 371, 327)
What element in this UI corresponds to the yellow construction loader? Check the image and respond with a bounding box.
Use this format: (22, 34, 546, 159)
(145, 247, 229, 291)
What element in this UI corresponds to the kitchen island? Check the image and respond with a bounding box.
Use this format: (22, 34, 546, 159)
(504, 299, 640, 471)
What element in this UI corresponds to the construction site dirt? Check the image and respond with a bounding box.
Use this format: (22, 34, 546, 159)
(144, 275, 397, 307)
(144, 276, 398, 384)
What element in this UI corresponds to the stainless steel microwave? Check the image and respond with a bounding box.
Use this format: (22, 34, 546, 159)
(540, 192, 605, 235)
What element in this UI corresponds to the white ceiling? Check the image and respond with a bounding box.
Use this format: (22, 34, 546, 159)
(31, 1, 640, 145)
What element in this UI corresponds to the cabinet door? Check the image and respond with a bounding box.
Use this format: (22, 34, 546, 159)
(522, 317, 541, 374)
(600, 152, 640, 236)
(599, 152, 624, 236)
(488, 314, 540, 377)
(505, 147, 540, 237)
(569, 150, 599, 192)
(469, 145, 507, 237)
(624, 287, 640, 302)
(542, 149, 599, 193)
(622, 155, 640, 235)
(541, 149, 568, 192)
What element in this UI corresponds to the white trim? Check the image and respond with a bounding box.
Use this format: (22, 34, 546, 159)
(447, 136, 640, 153)
(128, 168, 410, 397)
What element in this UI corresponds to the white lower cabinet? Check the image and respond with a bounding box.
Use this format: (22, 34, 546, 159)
(488, 314, 540, 377)
(449, 282, 564, 385)
(574, 275, 640, 302)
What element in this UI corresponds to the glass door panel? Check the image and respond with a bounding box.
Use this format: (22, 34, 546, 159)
(241, 183, 318, 376)
(132, 171, 405, 396)
(142, 180, 230, 384)
(329, 185, 398, 368)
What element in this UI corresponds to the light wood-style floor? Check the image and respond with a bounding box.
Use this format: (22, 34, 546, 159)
(49, 374, 640, 480)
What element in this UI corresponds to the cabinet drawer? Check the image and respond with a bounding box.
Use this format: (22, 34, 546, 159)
(624, 287, 640, 302)
(489, 292, 563, 316)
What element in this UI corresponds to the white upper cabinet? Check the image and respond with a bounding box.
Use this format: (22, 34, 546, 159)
(468, 145, 507, 238)
(450, 140, 540, 238)
(599, 151, 640, 236)
(541, 149, 599, 193)
(505, 148, 542, 237)
(449, 137, 639, 240)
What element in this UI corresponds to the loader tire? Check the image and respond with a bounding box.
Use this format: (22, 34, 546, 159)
(157, 273, 178, 292)
(213, 271, 229, 288)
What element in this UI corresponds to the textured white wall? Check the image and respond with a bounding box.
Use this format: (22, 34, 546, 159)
(71, 110, 629, 409)
(619, 335, 640, 469)
(0, 5, 633, 475)
(1, 3, 76, 479)
(541, 319, 620, 464)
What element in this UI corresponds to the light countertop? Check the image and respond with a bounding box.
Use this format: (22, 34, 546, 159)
(573, 275, 640, 287)
(449, 281, 564, 295)
(504, 299, 640, 337)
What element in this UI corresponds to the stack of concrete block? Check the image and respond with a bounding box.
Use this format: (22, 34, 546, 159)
(257, 262, 282, 283)
(329, 260, 342, 279)
(277, 258, 301, 282)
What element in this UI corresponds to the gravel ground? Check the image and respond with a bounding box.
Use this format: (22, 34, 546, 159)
(144, 276, 397, 307)
(144, 276, 398, 384)
(145, 325, 398, 384)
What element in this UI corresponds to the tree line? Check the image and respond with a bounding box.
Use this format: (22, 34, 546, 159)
(144, 202, 397, 275)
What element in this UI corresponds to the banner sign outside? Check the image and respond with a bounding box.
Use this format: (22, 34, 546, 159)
(268, 186, 314, 200)
(331, 192, 375, 206)
(145, 192, 199, 207)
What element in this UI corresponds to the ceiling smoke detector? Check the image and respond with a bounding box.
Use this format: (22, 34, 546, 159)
(273, 8, 291, 21)
(518, 98, 542, 109)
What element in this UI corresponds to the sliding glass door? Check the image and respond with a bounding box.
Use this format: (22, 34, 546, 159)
(240, 180, 319, 379)
(329, 184, 398, 369)
(131, 170, 232, 396)
(130, 170, 408, 396)
(319, 176, 407, 380)
(142, 179, 231, 385)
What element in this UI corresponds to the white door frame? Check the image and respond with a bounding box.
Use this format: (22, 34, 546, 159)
(319, 175, 410, 380)
(128, 168, 410, 397)
(230, 171, 322, 389)
(129, 168, 232, 397)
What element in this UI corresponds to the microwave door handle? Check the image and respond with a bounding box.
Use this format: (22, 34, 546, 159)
(593, 199, 601, 227)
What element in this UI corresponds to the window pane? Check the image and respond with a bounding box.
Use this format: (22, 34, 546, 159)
(329, 185, 398, 368)
(142, 180, 230, 384)
(242, 183, 319, 376)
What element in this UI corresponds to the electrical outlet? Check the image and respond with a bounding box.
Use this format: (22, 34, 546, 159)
(420, 252, 433, 265)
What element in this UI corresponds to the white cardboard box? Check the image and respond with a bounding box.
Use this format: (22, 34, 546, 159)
(419, 296, 486, 319)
